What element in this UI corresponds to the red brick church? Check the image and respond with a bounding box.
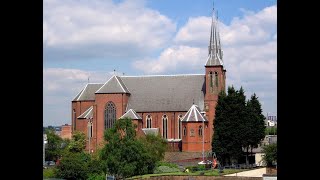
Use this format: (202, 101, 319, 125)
(71, 7, 226, 153)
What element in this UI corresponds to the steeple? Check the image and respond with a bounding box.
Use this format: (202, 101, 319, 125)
(206, 2, 223, 66)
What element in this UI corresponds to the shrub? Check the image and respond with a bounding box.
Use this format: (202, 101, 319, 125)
(43, 168, 56, 178)
(156, 161, 178, 168)
(185, 165, 206, 172)
(55, 152, 90, 180)
(153, 166, 180, 174)
(87, 173, 106, 180)
(262, 143, 277, 167)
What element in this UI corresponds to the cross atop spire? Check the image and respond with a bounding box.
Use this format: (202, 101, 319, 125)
(206, 1, 223, 67)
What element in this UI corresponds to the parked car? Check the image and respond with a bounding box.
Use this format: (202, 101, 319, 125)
(45, 161, 55, 166)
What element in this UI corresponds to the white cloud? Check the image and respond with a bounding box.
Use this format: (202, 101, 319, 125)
(43, 68, 113, 126)
(133, 46, 207, 74)
(174, 5, 277, 47)
(174, 16, 211, 46)
(133, 5, 277, 115)
(43, 68, 111, 95)
(44, 0, 176, 60)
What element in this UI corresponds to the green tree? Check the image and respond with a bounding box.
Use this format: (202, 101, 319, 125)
(262, 143, 277, 167)
(212, 86, 265, 166)
(100, 117, 158, 179)
(212, 86, 246, 165)
(45, 129, 63, 162)
(212, 90, 228, 165)
(246, 94, 266, 161)
(138, 134, 167, 162)
(240, 93, 266, 165)
(68, 131, 86, 153)
(87, 151, 107, 176)
(266, 127, 277, 135)
(55, 152, 90, 180)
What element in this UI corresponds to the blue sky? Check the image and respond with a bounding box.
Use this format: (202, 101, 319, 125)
(44, 0, 277, 126)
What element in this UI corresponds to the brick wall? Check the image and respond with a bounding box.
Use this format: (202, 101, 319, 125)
(60, 124, 72, 139)
(137, 112, 187, 140)
(95, 93, 129, 148)
(204, 65, 226, 151)
(182, 122, 211, 152)
(266, 167, 277, 175)
(133, 176, 262, 180)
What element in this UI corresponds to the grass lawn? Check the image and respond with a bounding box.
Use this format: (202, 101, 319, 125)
(129, 169, 247, 179)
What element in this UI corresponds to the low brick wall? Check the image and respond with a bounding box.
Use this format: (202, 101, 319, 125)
(263, 174, 277, 180)
(135, 176, 263, 180)
(266, 167, 277, 175)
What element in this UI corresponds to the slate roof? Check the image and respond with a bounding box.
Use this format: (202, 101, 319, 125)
(181, 104, 207, 122)
(73, 83, 103, 101)
(206, 6, 223, 66)
(142, 128, 159, 135)
(119, 109, 142, 120)
(73, 74, 206, 112)
(77, 106, 93, 119)
(121, 74, 205, 112)
(96, 75, 130, 94)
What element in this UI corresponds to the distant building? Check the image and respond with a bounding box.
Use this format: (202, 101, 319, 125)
(266, 120, 276, 127)
(245, 135, 277, 166)
(54, 126, 62, 136)
(265, 115, 277, 127)
(60, 124, 72, 139)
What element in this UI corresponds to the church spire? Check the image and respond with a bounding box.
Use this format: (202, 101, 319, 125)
(206, 1, 223, 66)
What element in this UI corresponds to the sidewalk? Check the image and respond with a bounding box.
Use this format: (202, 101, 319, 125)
(224, 167, 266, 177)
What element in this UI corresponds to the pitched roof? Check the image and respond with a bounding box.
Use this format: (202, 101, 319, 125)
(142, 128, 159, 135)
(77, 106, 93, 119)
(181, 104, 207, 122)
(73, 83, 103, 101)
(121, 74, 205, 112)
(119, 109, 142, 120)
(96, 75, 130, 94)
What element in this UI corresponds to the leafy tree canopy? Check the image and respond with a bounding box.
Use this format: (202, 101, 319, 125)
(45, 129, 64, 162)
(100, 118, 164, 179)
(212, 86, 266, 165)
(68, 131, 87, 153)
(262, 143, 277, 167)
(56, 152, 91, 180)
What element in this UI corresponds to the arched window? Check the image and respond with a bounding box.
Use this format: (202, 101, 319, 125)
(209, 71, 213, 87)
(146, 115, 152, 128)
(105, 101, 116, 129)
(162, 114, 168, 139)
(198, 126, 203, 136)
(178, 114, 183, 139)
(215, 72, 218, 87)
(183, 126, 187, 136)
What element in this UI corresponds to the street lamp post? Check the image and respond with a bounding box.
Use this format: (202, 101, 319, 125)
(202, 116, 205, 162)
(43, 134, 47, 166)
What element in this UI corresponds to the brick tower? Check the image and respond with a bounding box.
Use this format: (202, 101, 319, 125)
(204, 5, 226, 150)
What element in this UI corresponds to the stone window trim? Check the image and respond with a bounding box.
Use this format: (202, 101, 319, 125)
(105, 101, 116, 129)
(162, 114, 168, 139)
(146, 114, 152, 128)
(178, 114, 183, 139)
